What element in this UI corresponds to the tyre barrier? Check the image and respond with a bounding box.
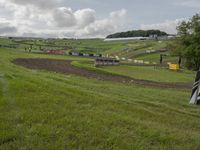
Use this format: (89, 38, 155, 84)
(95, 58, 120, 67)
(69, 52, 102, 57)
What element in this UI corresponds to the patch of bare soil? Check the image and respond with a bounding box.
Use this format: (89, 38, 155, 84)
(13, 58, 192, 89)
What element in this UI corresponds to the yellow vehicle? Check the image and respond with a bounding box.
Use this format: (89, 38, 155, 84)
(169, 63, 180, 71)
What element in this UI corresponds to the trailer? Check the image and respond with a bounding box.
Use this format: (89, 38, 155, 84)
(95, 58, 120, 67)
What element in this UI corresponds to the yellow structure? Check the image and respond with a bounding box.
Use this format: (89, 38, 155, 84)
(169, 63, 180, 71)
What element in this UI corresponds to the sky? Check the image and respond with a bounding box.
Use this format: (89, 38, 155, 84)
(0, 0, 199, 38)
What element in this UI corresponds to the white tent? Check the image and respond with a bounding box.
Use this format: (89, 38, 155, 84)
(190, 71, 200, 105)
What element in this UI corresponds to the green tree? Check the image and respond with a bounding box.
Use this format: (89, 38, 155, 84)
(106, 30, 168, 38)
(170, 13, 200, 70)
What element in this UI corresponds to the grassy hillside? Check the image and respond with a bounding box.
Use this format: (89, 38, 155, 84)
(0, 38, 179, 64)
(0, 41, 200, 149)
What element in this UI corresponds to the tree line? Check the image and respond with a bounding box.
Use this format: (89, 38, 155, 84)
(106, 30, 168, 38)
(168, 13, 200, 70)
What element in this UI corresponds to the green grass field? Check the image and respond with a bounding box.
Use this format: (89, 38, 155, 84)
(0, 39, 200, 149)
(72, 61, 195, 83)
(100, 65, 195, 83)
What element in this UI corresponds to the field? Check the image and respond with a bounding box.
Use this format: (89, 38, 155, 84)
(0, 38, 177, 63)
(72, 61, 194, 83)
(0, 38, 200, 149)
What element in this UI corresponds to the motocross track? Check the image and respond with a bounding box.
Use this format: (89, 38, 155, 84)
(13, 58, 192, 89)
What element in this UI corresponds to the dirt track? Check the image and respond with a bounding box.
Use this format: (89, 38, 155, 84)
(13, 58, 192, 89)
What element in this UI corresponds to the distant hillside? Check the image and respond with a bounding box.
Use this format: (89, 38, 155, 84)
(106, 30, 168, 38)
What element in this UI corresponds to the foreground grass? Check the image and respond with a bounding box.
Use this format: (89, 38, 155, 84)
(0, 48, 200, 149)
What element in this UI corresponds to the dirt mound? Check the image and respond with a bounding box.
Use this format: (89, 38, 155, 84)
(13, 58, 192, 89)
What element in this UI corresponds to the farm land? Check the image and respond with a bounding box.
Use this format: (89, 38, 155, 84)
(0, 37, 199, 149)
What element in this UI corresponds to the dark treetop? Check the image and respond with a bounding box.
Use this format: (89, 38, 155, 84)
(106, 30, 168, 38)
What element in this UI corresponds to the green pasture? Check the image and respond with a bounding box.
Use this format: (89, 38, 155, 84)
(135, 53, 180, 63)
(72, 61, 195, 83)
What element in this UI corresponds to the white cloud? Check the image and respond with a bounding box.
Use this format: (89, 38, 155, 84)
(74, 8, 96, 28)
(0, 0, 128, 38)
(74, 9, 127, 37)
(110, 9, 127, 19)
(140, 19, 186, 34)
(77, 19, 114, 37)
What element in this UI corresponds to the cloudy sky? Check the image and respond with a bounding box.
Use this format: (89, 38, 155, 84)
(0, 0, 199, 38)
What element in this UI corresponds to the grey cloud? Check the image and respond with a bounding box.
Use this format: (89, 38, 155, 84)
(140, 19, 186, 34)
(83, 20, 115, 37)
(9, 0, 61, 9)
(52, 7, 96, 28)
(22, 32, 59, 38)
(75, 8, 96, 28)
(52, 7, 77, 27)
(174, 0, 200, 8)
(0, 23, 17, 35)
